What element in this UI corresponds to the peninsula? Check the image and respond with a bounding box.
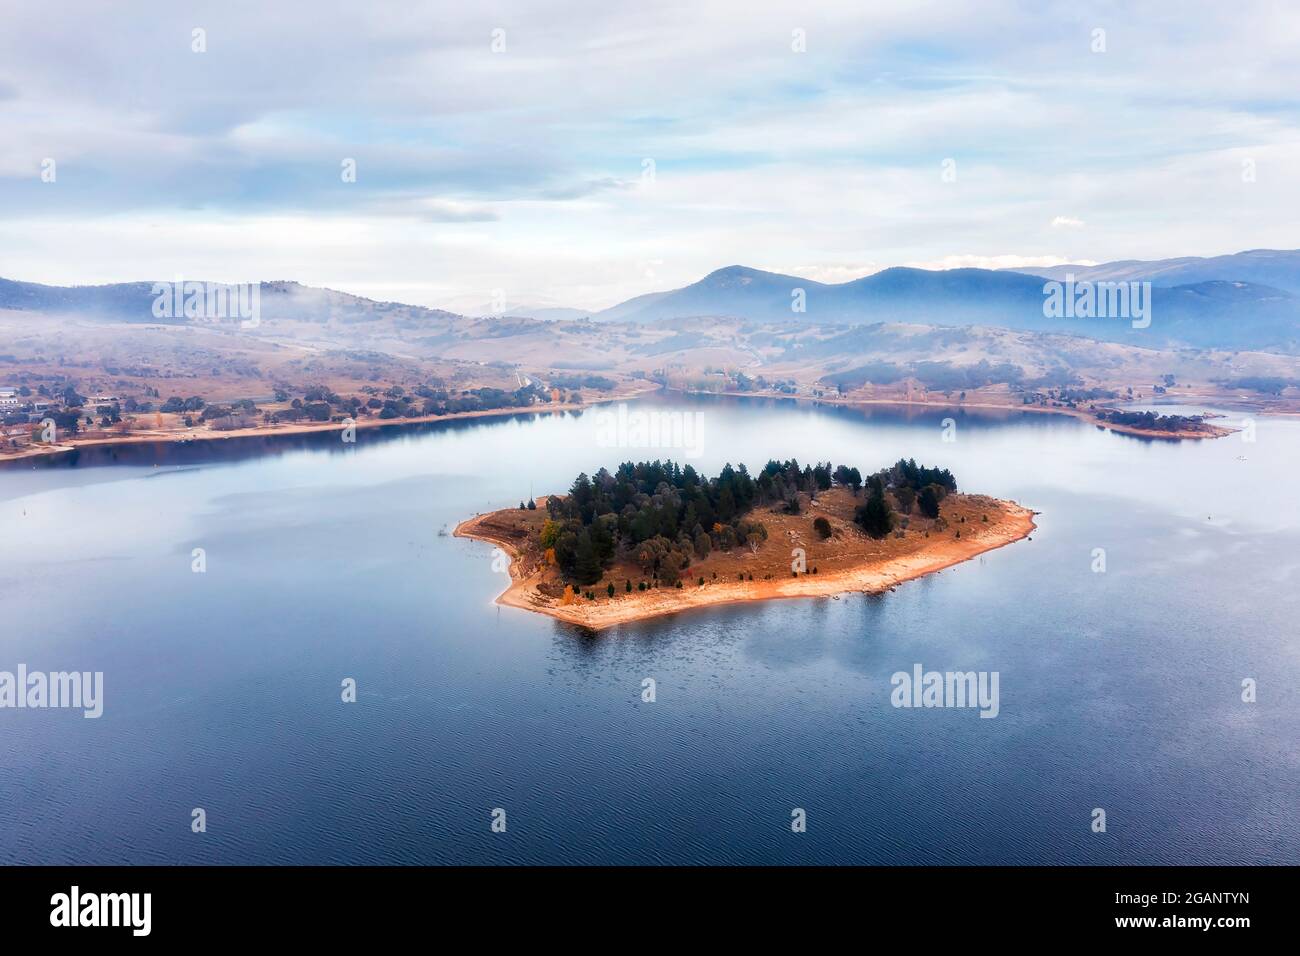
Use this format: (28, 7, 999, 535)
(456, 458, 1035, 629)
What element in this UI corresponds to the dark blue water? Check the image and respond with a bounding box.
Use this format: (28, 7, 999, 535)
(1, 396, 1296, 864)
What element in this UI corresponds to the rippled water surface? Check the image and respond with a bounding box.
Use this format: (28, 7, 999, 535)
(1, 396, 1297, 864)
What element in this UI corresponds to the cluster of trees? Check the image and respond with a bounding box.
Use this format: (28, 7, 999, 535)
(854, 458, 958, 538)
(730, 371, 798, 394)
(542, 460, 781, 586)
(160, 395, 206, 413)
(539, 456, 960, 585)
(1096, 410, 1206, 432)
(364, 383, 544, 419)
(1218, 376, 1296, 396)
(549, 373, 615, 391)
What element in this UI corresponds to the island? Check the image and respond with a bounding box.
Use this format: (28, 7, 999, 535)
(456, 458, 1036, 629)
(1087, 408, 1232, 439)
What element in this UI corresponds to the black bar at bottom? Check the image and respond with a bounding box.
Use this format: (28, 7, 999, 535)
(0, 865, 1281, 941)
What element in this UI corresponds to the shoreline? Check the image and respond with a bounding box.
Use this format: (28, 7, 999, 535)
(0, 382, 660, 464)
(456, 497, 1037, 630)
(664, 387, 1237, 440)
(3, 378, 1239, 466)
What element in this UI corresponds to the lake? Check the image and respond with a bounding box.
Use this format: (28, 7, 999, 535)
(1, 395, 1296, 864)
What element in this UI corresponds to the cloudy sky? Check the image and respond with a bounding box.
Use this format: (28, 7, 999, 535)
(1, 1, 1298, 311)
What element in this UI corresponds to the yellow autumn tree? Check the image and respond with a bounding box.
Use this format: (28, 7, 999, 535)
(539, 519, 562, 549)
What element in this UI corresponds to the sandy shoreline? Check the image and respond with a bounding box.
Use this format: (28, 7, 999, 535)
(455, 499, 1037, 630)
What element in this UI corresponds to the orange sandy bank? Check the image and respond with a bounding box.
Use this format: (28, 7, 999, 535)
(456, 493, 1037, 630)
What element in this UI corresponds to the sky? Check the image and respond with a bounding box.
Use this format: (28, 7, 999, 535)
(1, 0, 1298, 313)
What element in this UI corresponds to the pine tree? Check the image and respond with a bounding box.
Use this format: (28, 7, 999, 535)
(573, 529, 602, 585)
(856, 487, 896, 539)
(918, 485, 942, 519)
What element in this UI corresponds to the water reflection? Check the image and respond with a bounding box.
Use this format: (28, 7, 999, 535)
(0, 393, 1296, 865)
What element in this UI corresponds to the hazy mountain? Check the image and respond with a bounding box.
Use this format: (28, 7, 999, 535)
(592, 264, 1300, 351)
(1012, 249, 1300, 295)
(593, 287, 675, 321)
(6, 255, 1300, 353)
(516, 307, 593, 321)
(0, 277, 165, 320)
(592, 264, 1084, 325)
(450, 301, 594, 321)
(0, 277, 462, 327)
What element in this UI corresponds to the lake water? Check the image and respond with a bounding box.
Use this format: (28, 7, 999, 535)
(1, 395, 1296, 864)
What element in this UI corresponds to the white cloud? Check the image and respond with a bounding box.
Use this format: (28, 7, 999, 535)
(899, 255, 1098, 272)
(1, 1, 1298, 309)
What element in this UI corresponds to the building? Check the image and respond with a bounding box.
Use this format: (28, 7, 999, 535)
(0, 387, 20, 409)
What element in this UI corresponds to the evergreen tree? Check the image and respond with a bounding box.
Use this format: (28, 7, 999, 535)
(918, 484, 942, 519)
(856, 487, 896, 539)
(573, 529, 603, 585)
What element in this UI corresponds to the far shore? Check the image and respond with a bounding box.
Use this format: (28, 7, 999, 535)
(456, 492, 1037, 630)
(0, 382, 660, 464)
(665, 386, 1237, 440)
(2, 377, 1243, 465)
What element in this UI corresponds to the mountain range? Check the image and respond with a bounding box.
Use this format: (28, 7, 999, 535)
(1010, 248, 1300, 293)
(4, 248, 1300, 352)
(588, 255, 1300, 351)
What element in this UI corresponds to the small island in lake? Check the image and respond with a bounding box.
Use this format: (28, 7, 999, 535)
(1089, 408, 1232, 439)
(456, 458, 1036, 629)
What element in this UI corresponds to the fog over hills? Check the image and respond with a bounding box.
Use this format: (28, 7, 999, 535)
(1009, 249, 1300, 295)
(590, 260, 1300, 351)
(5, 247, 1300, 353)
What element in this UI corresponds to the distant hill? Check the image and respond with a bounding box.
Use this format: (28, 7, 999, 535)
(0, 277, 462, 327)
(6, 249, 1300, 352)
(0, 277, 168, 321)
(450, 301, 594, 321)
(1012, 249, 1300, 295)
(591, 263, 1300, 351)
